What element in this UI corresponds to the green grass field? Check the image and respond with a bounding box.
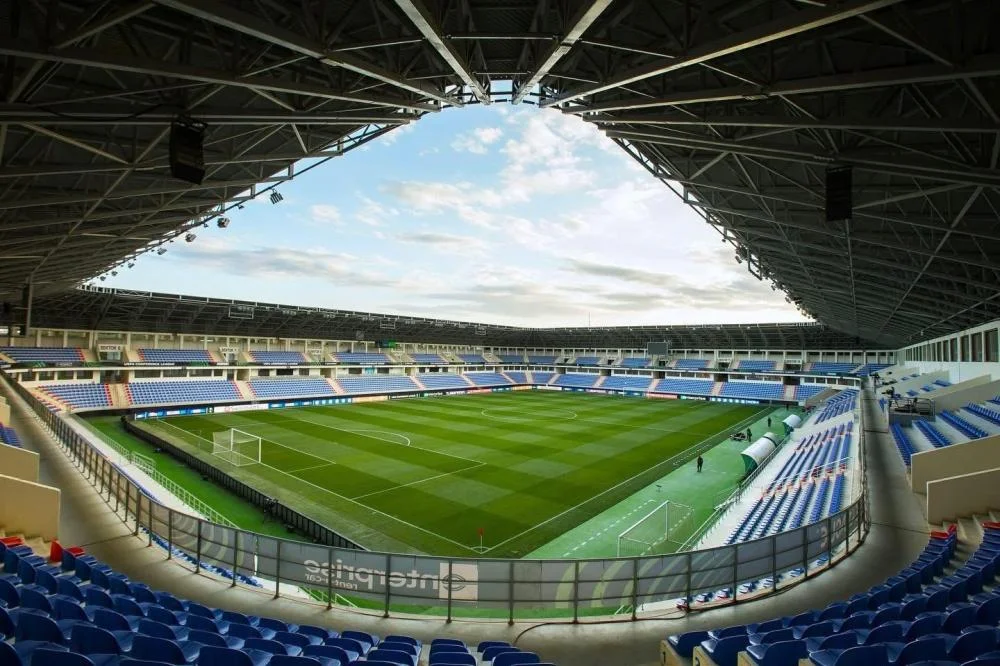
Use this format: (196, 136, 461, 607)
(122, 391, 765, 558)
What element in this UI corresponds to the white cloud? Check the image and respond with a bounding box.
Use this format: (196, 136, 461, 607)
(451, 127, 504, 154)
(309, 204, 342, 226)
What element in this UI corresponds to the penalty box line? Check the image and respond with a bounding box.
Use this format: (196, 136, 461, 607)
(481, 408, 767, 555)
(152, 419, 479, 554)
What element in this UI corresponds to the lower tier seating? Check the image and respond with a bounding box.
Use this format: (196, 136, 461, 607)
(126, 381, 241, 405)
(669, 523, 1000, 666)
(38, 384, 112, 409)
(0, 540, 557, 666)
(553, 373, 599, 388)
(601, 375, 653, 391)
(247, 379, 335, 399)
(464, 372, 512, 387)
(336, 376, 416, 394)
(416, 374, 469, 390)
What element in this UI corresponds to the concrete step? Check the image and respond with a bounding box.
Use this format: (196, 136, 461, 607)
(958, 517, 985, 546)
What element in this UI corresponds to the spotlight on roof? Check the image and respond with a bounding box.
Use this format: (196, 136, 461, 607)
(217, 217, 230, 229)
(269, 191, 283, 204)
(99, 275, 106, 281)
(127, 262, 135, 268)
(156, 248, 167, 255)
(185, 233, 196, 243)
(111, 271, 118, 277)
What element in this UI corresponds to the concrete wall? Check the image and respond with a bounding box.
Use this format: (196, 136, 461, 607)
(931, 378, 1000, 412)
(909, 361, 1000, 384)
(0, 474, 60, 541)
(911, 433, 1000, 494)
(0, 397, 9, 424)
(927, 466, 1000, 524)
(0, 445, 40, 482)
(889, 371, 948, 395)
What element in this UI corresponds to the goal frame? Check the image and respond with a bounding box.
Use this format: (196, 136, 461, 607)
(617, 499, 694, 557)
(211, 428, 262, 467)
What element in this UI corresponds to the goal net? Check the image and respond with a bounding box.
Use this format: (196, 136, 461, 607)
(617, 500, 695, 557)
(211, 428, 262, 467)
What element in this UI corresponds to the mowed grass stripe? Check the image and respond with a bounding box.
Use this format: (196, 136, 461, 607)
(143, 392, 762, 556)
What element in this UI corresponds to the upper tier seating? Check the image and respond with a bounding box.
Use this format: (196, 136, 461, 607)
(465, 372, 512, 387)
(653, 378, 714, 395)
(248, 351, 307, 365)
(337, 375, 417, 394)
(720, 382, 784, 400)
(573, 356, 600, 366)
(601, 375, 653, 391)
(553, 373, 599, 388)
(670, 524, 1000, 666)
(795, 385, 827, 400)
(527, 355, 556, 364)
(620, 357, 650, 368)
(815, 390, 858, 423)
(126, 381, 241, 405)
(499, 354, 525, 363)
(416, 374, 469, 390)
(38, 384, 112, 409)
(0, 347, 84, 364)
(458, 354, 486, 365)
(1, 542, 557, 666)
(333, 352, 389, 365)
(137, 348, 213, 364)
(530, 372, 555, 384)
(247, 378, 335, 399)
(809, 362, 858, 374)
(853, 363, 891, 376)
(737, 359, 776, 372)
(675, 358, 710, 370)
(411, 353, 447, 365)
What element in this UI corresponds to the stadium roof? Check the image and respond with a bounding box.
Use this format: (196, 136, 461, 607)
(1, 0, 998, 348)
(29, 287, 872, 350)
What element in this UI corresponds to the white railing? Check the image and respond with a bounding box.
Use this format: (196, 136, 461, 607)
(72, 417, 237, 528)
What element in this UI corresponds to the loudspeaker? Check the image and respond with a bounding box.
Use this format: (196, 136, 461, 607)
(169, 120, 206, 185)
(826, 166, 853, 222)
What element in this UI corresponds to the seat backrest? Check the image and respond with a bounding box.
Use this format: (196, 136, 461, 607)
(19, 587, 53, 614)
(242, 638, 286, 655)
(0, 579, 19, 608)
(950, 627, 998, 662)
(221, 611, 252, 626)
(257, 618, 289, 633)
(380, 641, 418, 656)
(30, 649, 93, 666)
(273, 631, 313, 648)
(196, 646, 251, 666)
(478, 641, 510, 653)
(268, 657, 321, 666)
(483, 645, 518, 661)
(0, 607, 14, 639)
(184, 614, 223, 633)
(367, 648, 413, 666)
(340, 630, 374, 650)
(72, 624, 125, 655)
(816, 631, 861, 651)
(766, 641, 809, 663)
(833, 645, 889, 666)
(53, 598, 88, 622)
(896, 636, 948, 666)
(185, 629, 228, 648)
(301, 645, 351, 663)
(226, 623, 262, 640)
(325, 637, 363, 655)
(385, 635, 418, 647)
(429, 652, 476, 666)
(93, 608, 132, 633)
(138, 619, 181, 640)
(493, 652, 540, 666)
(145, 606, 180, 626)
(0, 641, 20, 666)
(15, 610, 65, 644)
(130, 635, 184, 665)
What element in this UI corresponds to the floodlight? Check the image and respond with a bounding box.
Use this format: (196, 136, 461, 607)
(157, 248, 167, 255)
(218, 217, 230, 229)
(185, 233, 196, 243)
(269, 191, 283, 204)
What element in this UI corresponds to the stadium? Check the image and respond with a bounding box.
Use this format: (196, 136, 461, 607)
(0, 2, 999, 666)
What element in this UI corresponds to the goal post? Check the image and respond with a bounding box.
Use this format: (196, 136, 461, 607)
(617, 499, 694, 557)
(211, 428, 262, 467)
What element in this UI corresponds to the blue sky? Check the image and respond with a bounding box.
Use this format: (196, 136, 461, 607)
(96, 105, 806, 327)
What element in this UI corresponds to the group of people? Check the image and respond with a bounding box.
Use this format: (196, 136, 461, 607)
(695, 416, 773, 473)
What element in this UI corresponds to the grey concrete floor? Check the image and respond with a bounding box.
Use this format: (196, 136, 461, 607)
(2, 382, 930, 666)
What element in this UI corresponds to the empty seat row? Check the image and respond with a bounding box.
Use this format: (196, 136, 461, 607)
(332, 353, 389, 365)
(552, 373, 599, 388)
(38, 384, 112, 409)
(674, 358, 709, 369)
(248, 351, 308, 365)
(247, 379, 335, 399)
(0, 347, 84, 364)
(720, 382, 783, 400)
(126, 381, 242, 405)
(464, 372, 512, 387)
(138, 349, 213, 364)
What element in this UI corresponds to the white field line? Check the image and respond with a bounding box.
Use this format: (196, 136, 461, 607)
(288, 462, 336, 475)
(482, 409, 766, 554)
(350, 462, 487, 501)
(153, 419, 478, 553)
(287, 415, 484, 466)
(479, 408, 578, 421)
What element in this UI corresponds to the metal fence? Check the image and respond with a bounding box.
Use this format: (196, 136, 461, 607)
(14, 378, 870, 622)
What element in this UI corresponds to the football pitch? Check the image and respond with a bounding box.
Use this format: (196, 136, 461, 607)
(129, 391, 767, 557)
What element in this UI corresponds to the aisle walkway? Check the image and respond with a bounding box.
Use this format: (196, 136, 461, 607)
(2, 382, 930, 666)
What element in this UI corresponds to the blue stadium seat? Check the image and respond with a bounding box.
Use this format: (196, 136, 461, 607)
(247, 379, 336, 399)
(248, 351, 308, 365)
(126, 381, 241, 405)
(137, 349, 213, 364)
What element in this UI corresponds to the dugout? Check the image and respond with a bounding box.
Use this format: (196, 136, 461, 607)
(740, 432, 780, 475)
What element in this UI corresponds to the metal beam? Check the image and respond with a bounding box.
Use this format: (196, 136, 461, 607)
(574, 55, 1000, 113)
(0, 42, 439, 113)
(0, 104, 418, 126)
(592, 114, 1000, 134)
(511, 0, 614, 104)
(542, 0, 906, 107)
(604, 129, 1000, 188)
(151, 0, 460, 107)
(392, 0, 491, 104)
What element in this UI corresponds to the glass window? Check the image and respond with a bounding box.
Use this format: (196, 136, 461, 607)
(972, 332, 984, 362)
(986, 329, 999, 363)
